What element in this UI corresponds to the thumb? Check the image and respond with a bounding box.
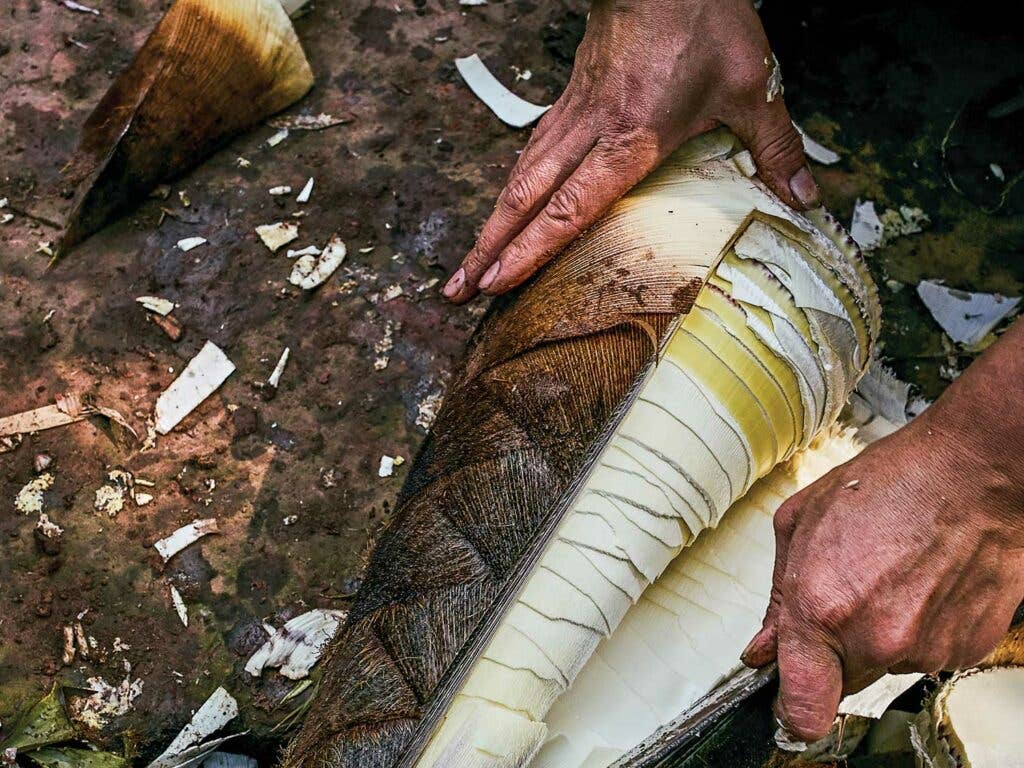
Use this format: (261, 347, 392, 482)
(776, 630, 844, 742)
(730, 99, 819, 210)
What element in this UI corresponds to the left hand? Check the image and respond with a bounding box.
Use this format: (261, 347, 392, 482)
(741, 326, 1024, 742)
(443, 0, 817, 303)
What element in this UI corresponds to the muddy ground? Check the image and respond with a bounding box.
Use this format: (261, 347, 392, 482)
(1, 0, 1022, 765)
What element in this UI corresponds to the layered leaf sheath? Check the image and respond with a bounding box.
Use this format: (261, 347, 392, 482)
(59, 0, 313, 252)
(283, 131, 881, 768)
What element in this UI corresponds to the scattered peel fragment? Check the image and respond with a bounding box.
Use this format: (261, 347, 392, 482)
(244, 609, 346, 680)
(256, 222, 299, 252)
(177, 237, 207, 252)
(69, 670, 144, 732)
(268, 112, 350, 131)
(170, 585, 189, 627)
(154, 341, 235, 435)
(15, 473, 54, 515)
(455, 54, 550, 128)
(850, 199, 883, 251)
(289, 236, 346, 289)
(154, 519, 220, 563)
(916, 280, 1020, 346)
(295, 177, 314, 204)
(0, 394, 135, 444)
(794, 122, 840, 165)
(268, 347, 290, 388)
(137, 296, 175, 316)
(147, 687, 239, 768)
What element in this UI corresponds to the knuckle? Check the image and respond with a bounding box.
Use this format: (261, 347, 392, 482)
(545, 185, 586, 231)
(773, 500, 800, 535)
(501, 174, 539, 216)
(870, 625, 918, 665)
(726, 53, 770, 97)
(754, 125, 804, 169)
(793, 581, 853, 636)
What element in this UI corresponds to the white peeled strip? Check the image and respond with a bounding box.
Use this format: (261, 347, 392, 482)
(416, 697, 547, 768)
(454, 54, 550, 128)
(735, 222, 850, 321)
(520, 567, 612, 635)
(637, 358, 753, 499)
(535, 430, 864, 767)
(485, 623, 569, 686)
(560, 537, 647, 602)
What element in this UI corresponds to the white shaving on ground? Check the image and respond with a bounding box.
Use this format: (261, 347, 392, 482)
(455, 54, 550, 128)
(154, 342, 235, 434)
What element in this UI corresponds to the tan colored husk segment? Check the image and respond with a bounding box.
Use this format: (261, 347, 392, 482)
(284, 131, 879, 768)
(913, 666, 1024, 768)
(58, 0, 313, 252)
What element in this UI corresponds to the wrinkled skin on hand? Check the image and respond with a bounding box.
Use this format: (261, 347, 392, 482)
(743, 320, 1024, 742)
(444, 0, 818, 302)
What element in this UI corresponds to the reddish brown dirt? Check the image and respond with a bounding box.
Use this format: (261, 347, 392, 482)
(0, 0, 585, 758)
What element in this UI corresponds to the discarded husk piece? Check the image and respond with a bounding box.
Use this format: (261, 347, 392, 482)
(283, 129, 879, 768)
(58, 0, 314, 253)
(244, 609, 347, 680)
(913, 666, 1024, 768)
(0, 684, 76, 754)
(0, 393, 136, 445)
(26, 747, 129, 768)
(154, 341, 235, 434)
(289, 236, 346, 289)
(147, 687, 239, 768)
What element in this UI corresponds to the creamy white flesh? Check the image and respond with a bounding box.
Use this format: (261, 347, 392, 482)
(921, 667, 1024, 768)
(533, 430, 861, 767)
(414, 137, 875, 768)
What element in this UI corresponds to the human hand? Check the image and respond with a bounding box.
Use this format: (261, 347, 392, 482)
(443, 0, 819, 303)
(742, 323, 1024, 741)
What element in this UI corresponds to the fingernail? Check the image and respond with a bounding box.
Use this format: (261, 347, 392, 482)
(442, 268, 465, 298)
(741, 634, 763, 666)
(789, 167, 821, 209)
(478, 261, 501, 291)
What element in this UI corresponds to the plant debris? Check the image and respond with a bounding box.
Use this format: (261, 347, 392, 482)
(244, 609, 346, 680)
(154, 518, 220, 563)
(267, 347, 290, 389)
(795, 122, 841, 165)
(69, 667, 144, 731)
(0, 394, 135, 448)
(295, 177, 314, 204)
(137, 296, 176, 316)
(58, 0, 100, 15)
(288, 236, 346, 289)
(373, 320, 397, 371)
(147, 687, 239, 768)
(15, 473, 54, 515)
(170, 585, 188, 627)
(255, 222, 299, 252)
(268, 113, 351, 131)
(454, 53, 550, 128)
(177, 237, 207, 252)
(850, 199, 884, 251)
(917, 280, 1021, 346)
(154, 341, 235, 434)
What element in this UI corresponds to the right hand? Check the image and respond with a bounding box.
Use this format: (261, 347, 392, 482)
(444, 0, 818, 303)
